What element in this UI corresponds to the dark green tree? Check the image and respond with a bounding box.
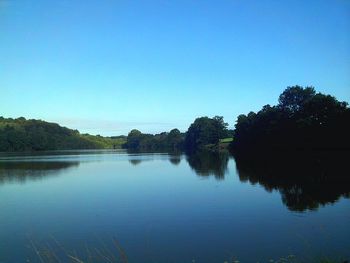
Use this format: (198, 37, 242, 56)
(124, 129, 184, 151)
(278, 85, 316, 113)
(125, 129, 143, 149)
(0, 117, 102, 151)
(231, 86, 350, 153)
(184, 116, 228, 152)
(167, 128, 183, 150)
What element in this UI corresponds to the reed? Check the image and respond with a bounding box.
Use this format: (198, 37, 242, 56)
(27, 238, 348, 263)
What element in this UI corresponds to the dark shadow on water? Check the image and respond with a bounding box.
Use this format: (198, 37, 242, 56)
(129, 159, 142, 166)
(234, 150, 350, 212)
(126, 150, 183, 166)
(186, 151, 229, 180)
(168, 152, 182, 166)
(0, 161, 80, 185)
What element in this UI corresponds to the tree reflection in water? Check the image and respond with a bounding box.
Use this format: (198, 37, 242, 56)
(168, 152, 181, 166)
(234, 150, 350, 212)
(129, 159, 142, 166)
(186, 151, 229, 180)
(0, 161, 79, 185)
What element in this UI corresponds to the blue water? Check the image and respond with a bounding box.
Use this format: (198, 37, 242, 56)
(0, 150, 349, 262)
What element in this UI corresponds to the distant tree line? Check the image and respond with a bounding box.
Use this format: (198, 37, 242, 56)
(123, 116, 231, 152)
(1, 86, 349, 153)
(124, 85, 350, 153)
(0, 117, 125, 151)
(123, 128, 184, 151)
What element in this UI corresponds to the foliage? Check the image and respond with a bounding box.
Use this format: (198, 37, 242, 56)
(123, 116, 230, 152)
(81, 134, 126, 149)
(231, 86, 350, 212)
(184, 116, 229, 152)
(123, 116, 229, 152)
(0, 117, 124, 151)
(230, 86, 350, 152)
(278, 85, 316, 113)
(123, 128, 185, 151)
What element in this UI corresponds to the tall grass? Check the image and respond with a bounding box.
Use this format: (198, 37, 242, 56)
(28, 237, 128, 263)
(27, 237, 348, 263)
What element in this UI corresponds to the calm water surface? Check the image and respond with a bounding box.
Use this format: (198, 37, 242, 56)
(0, 150, 349, 262)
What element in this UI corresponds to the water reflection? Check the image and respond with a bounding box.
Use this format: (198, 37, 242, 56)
(0, 161, 79, 184)
(129, 159, 142, 165)
(0, 149, 122, 159)
(186, 151, 229, 180)
(126, 152, 182, 166)
(168, 152, 181, 165)
(234, 150, 350, 212)
(2, 150, 349, 213)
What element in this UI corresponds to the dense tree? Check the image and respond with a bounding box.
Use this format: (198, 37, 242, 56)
(278, 85, 316, 113)
(123, 129, 185, 151)
(167, 129, 183, 150)
(230, 86, 350, 211)
(184, 116, 228, 152)
(231, 86, 350, 153)
(123, 117, 229, 152)
(125, 129, 143, 149)
(0, 117, 125, 151)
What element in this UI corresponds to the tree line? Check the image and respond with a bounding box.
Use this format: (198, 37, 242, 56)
(1, 86, 349, 152)
(123, 116, 232, 152)
(0, 117, 125, 151)
(230, 86, 350, 154)
(124, 86, 350, 153)
(123, 128, 184, 151)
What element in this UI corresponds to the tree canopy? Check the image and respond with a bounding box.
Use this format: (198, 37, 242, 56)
(278, 85, 316, 113)
(231, 86, 350, 152)
(184, 116, 228, 152)
(123, 129, 185, 151)
(2, 86, 349, 153)
(0, 117, 125, 151)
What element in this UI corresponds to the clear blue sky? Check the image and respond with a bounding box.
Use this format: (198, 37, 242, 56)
(1, 0, 349, 135)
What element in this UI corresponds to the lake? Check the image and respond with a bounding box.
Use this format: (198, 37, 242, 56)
(0, 150, 349, 263)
